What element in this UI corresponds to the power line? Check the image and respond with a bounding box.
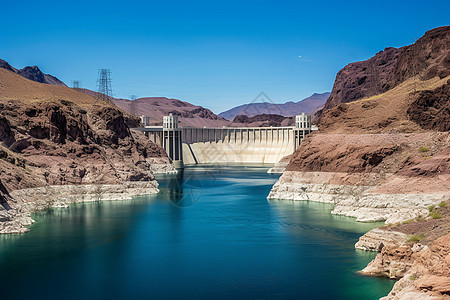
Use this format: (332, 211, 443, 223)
(96, 69, 113, 102)
(71, 80, 81, 89)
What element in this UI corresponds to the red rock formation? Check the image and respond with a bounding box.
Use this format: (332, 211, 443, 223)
(318, 26, 450, 120)
(0, 67, 167, 195)
(407, 80, 450, 132)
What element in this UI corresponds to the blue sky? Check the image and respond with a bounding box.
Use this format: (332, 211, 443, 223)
(1, 0, 449, 113)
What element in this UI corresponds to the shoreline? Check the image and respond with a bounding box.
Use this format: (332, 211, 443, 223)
(268, 169, 450, 299)
(267, 171, 448, 224)
(0, 181, 159, 234)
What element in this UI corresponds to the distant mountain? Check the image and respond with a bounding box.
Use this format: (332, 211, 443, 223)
(219, 92, 330, 120)
(0, 59, 67, 87)
(113, 97, 230, 127)
(231, 114, 295, 127)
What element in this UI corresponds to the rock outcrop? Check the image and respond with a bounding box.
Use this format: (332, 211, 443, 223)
(268, 133, 450, 224)
(0, 181, 159, 234)
(318, 26, 450, 120)
(267, 154, 292, 174)
(268, 25, 450, 300)
(0, 66, 175, 233)
(358, 229, 450, 300)
(408, 79, 450, 132)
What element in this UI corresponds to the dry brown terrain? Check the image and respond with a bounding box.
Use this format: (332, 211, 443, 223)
(0, 68, 95, 107)
(279, 26, 450, 299)
(113, 97, 230, 127)
(0, 68, 167, 200)
(319, 75, 450, 134)
(318, 26, 449, 117)
(286, 132, 449, 194)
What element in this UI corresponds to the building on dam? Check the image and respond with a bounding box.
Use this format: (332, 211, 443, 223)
(136, 113, 313, 167)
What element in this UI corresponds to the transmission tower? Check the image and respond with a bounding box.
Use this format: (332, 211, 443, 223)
(129, 95, 139, 116)
(71, 80, 81, 89)
(96, 69, 113, 102)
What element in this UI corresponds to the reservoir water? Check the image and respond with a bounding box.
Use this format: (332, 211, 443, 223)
(0, 166, 394, 299)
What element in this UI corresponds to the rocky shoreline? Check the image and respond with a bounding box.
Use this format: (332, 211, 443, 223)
(268, 171, 448, 224)
(0, 181, 160, 234)
(356, 227, 450, 299)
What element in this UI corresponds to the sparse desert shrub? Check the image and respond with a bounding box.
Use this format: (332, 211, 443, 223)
(407, 234, 424, 242)
(429, 212, 442, 219)
(402, 219, 415, 224)
(428, 205, 435, 212)
(409, 275, 417, 281)
(438, 201, 447, 208)
(419, 146, 429, 152)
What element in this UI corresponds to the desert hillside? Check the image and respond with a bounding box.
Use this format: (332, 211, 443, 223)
(0, 67, 168, 198)
(317, 25, 449, 119)
(319, 75, 450, 133)
(270, 26, 450, 299)
(113, 97, 229, 127)
(0, 59, 67, 87)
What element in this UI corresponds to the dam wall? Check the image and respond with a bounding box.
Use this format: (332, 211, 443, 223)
(136, 113, 312, 167)
(181, 127, 296, 165)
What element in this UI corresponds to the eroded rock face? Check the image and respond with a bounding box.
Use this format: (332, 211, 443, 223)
(0, 96, 175, 233)
(356, 228, 409, 252)
(268, 133, 450, 224)
(0, 99, 167, 191)
(408, 80, 450, 132)
(0, 181, 159, 234)
(362, 233, 450, 300)
(318, 26, 450, 120)
(0, 116, 15, 147)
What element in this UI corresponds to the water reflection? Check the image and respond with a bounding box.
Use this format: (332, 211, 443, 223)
(156, 166, 223, 208)
(0, 166, 395, 300)
(0, 197, 156, 271)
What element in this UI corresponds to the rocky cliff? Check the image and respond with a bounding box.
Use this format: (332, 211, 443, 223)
(268, 25, 450, 299)
(318, 25, 449, 120)
(0, 66, 174, 233)
(268, 133, 449, 223)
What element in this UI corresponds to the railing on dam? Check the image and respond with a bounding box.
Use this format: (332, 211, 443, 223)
(135, 113, 313, 167)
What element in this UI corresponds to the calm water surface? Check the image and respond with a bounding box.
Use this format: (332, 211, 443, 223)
(0, 166, 394, 299)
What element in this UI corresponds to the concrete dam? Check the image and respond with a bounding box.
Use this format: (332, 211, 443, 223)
(136, 114, 313, 167)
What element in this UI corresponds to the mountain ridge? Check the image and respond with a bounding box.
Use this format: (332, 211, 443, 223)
(317, 25, 450, 120)
(0, 59, 67, 87)
(219, 92, 330, 120)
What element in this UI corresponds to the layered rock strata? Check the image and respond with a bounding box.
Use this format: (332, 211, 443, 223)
(357, 228, 450, 299)
(268, 133, 449, 224)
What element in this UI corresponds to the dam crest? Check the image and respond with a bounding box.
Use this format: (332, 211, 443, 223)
(136, 114, 313, 167)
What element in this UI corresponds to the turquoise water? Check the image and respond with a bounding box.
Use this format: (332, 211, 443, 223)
(0, 166, 394, 299)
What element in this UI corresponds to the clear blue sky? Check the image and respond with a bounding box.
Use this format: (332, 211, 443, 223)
(1, 0, 449, 113)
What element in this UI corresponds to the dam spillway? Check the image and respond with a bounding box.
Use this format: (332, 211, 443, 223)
(136, 114, 313, 166)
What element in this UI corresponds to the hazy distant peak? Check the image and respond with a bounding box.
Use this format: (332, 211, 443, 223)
(219, 92, 330, 120)
(0, 58, 67, 87)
